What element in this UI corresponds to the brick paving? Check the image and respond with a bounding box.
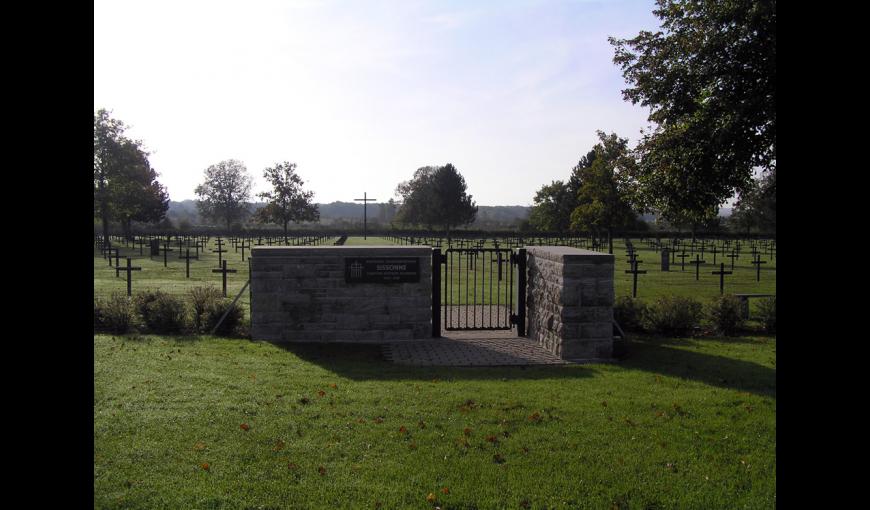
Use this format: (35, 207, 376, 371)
(383, 330, 572, 366)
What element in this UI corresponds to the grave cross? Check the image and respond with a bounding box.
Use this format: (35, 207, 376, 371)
(179, 248, 198, 278)
(212, 238, 227, 266)
(159, 241, 174, 268)
(689, 254, 706, 281)
(240, 239, 250, 261)
(727, 249, 739, 270)
(710, 245, 719, 265)
(750, 254, 767, 282)
(677, 250, 689, 271)
(625, 259, 647, 298)
(711, 263, 733, 295)
(120, 257, 141, 296)
(212, 260, 237, 297)
(354, 192, 377, 240)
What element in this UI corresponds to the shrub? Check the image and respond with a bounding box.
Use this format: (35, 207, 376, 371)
(614, 296, 647, 332)
(100, 293, 135, 334)
(94, 297, 105, 330)
(643, 296, 702, 336)
(204, 299, 245, 336)
(189, 286, 223, 332)
(756, 296, 776, 334)
(707, 295, 745, 336)
(135, 290, 188, 333)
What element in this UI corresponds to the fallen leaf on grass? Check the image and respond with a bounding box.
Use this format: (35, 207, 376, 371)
(193, 442, 206, 451)
(485, 435, 499, 444)
(318, 466, 326, 476)
(441, 487, 449, 495)
(463, 427, 472, 436)
(240, 423, 250, 431)
(329, 383, 337, 389)
(288, 462, 299, 470)
(317, 390, 326, 397)
(201, 463, 210, 471)
(274, 439, 285, 451)
(399, 426, 408, 434)
(528, 412, 542, 422)
(418, 420, 426, 429)
(374, 417, 384, 424)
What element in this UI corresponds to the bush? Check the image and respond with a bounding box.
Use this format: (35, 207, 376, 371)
(204, 299, 245, 336)
(94, 297, 105, 330)
(643, 296, 702, 336)
(756, 296, 776, 334)
(189, 286, 223, 332)
(135, 290, 188, 333)
(707, 295, 745, 336)
(99, 293, 135, 334)
(614, 296, 647, 332)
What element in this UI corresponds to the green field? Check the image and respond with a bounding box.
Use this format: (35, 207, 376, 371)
(95, 236, 776, 313)
(94, 332, 775, 509)
(94, 234, 775, 508)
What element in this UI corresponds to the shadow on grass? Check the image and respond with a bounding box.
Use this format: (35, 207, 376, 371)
(620, 336, 776, 398)
(267, 341, 597, 382)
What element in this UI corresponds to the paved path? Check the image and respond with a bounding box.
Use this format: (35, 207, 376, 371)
(383, 330, 572, 366)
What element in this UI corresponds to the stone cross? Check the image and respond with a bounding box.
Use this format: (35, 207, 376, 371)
(711, 263, 733, 295)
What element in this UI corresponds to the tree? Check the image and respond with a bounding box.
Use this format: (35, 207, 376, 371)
(394, 164, 477, 236)
(568, 132, 642, 253)
(729, 168, 776, 235)
(94, 109, 169, 243)
(253, 162, 319, 242)
(195, 160, 253, 229)
(529, 181, 574, 232)
(609, 0, 775, 222)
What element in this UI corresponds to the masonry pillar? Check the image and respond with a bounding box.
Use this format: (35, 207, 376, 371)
(525, 246, 614, 361)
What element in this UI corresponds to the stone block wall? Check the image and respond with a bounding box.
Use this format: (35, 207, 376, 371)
(525, 246, 614, 360)
(250, 246, 432, 342)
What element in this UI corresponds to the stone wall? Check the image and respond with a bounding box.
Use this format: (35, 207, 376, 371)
(250, 246, 432, 342)
(525, 246, 614, 360)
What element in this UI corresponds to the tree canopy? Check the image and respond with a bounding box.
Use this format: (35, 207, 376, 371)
(609, 0, 775, 224)
(253, 162, 319, 240)
(394, 164, 478, 235)
(195, 160, 253, 229)
(94, 109, 168, 242)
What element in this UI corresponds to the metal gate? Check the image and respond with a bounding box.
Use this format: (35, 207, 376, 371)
(432, 248, 526, 336)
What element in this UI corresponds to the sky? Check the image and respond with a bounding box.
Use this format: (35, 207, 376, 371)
(94, 0, 663, 206)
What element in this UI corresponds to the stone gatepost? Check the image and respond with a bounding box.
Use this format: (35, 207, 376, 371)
(250, 246, 432, 343)
(525, 246, 614, 361)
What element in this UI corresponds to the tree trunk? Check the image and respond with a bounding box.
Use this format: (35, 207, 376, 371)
(123, 218, 133, 242)
(607, 228, 613, 254)
(283, 221, 289, 245)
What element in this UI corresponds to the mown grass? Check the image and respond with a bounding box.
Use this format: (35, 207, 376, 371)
(94, 332, 775, 509)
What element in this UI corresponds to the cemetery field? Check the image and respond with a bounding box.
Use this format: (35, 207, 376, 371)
(94, 236, 775, 316)
(94, 332, 776, 509)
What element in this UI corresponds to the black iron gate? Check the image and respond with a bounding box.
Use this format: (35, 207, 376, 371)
(432, 248, 526, 336)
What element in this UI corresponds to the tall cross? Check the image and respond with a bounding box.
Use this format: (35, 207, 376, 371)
(354, 192, 377, 240)
(750, 254, 767, 282)
(689, 254, 706, 281)
(180, 248, 198, 278)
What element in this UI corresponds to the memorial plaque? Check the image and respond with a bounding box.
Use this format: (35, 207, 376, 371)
(345, 257, 420, 283)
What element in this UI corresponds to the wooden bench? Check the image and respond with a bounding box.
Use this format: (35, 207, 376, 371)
(733, 294, 775, 319)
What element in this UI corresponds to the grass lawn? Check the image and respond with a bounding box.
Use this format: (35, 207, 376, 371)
(94, 332, 776, 509)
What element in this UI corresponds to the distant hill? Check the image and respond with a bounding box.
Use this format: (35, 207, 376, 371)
(166, 200, 531, 228)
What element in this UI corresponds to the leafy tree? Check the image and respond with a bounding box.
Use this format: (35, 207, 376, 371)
(94, 109, 168, 243)
(394, 164, 477, 236)
(253, 162, 319, 242)
(729, 168, 776, 235)
(529, 181, 574, 232)
(569, 132, 642, 253)
(609, 0, 775, 222)
(195, 159, 253, 229)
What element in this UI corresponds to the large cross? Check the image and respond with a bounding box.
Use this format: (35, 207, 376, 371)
(212, 238, 227, 266)
(354, 192, 377, 240)
(689, 254, 706, 281)
(750, 254, 767, 282)
(179, 248, 198, 278)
